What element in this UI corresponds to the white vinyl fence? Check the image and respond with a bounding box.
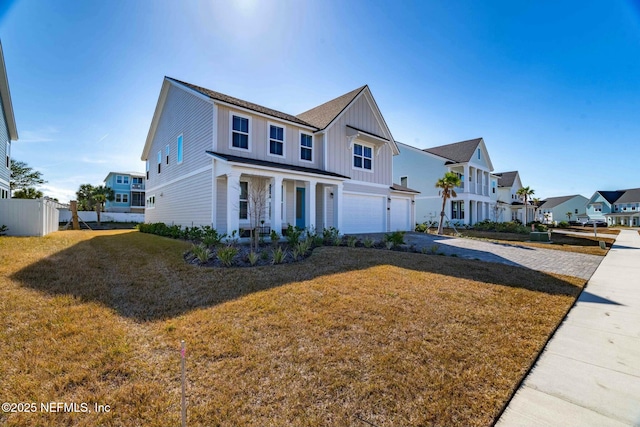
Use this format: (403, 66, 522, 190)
(58, 210, 144, 224)
(0, 198, 61, 236)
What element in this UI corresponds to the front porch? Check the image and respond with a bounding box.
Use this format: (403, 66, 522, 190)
(605, 213, 640, 227)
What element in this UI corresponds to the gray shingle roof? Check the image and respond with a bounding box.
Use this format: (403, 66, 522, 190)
(390, 183, 420, 193)
(206, 151, 350, 179)
(423, 138, 483, 163)
(168, 77, 316, 128)
(539, 195, 582, 209)
(495, 171, 518, 188)
(296, 86, 367, 130)
(613, 188, 640, 203)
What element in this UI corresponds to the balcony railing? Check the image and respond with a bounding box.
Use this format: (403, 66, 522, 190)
(131, 184, 145, 190)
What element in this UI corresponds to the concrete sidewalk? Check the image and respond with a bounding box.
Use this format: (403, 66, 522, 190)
(496, 229, 640, 427)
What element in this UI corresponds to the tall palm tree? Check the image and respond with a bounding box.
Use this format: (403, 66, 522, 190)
(92, 185, 115, 226)
(566, 212, 573, 221)
(436, 172, 462, 235)
(516, 186, 535, 224)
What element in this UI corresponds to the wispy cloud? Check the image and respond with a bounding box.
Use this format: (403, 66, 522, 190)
(19, 127, 60, 143)
(96, 133, 109, 143)
(80, 157, 109, 164)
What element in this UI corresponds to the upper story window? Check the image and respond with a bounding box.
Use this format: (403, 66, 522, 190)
(116, 175, 123, 184)
(123, 176, 129, 185)
(146, 160, 149, 179)
(353, 143, 372, 170)
(166, 144, 170, 165)
(400, 176, 408, 187)
(5, 141, 10, 168)
(157, 151, 162, 174)
(477, 148, 481, 160)
(300, 133, 313, 162)
(269, 124, 284, 156)
(231, 114, 250, 150)
(177, 135, 183, 164)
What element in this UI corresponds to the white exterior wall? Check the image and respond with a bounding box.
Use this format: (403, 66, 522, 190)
(323, 92, 392, 185)
(143, 84, 214, 226)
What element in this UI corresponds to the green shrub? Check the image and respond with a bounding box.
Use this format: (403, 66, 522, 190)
(247, 251, 259, 266)
(322, 227, 340, 245)
(284, 224, 302, 246)
(270, 229, 279, 245)
(201, 226, 225, 246)
(384, 231, 406, 247)
(363, 237, 374, 248)
(346, 236, 358, 247)
(191, 244, 212, 264)
(0, 224, 8, 236)
(558, 221, 570, 229)
(217, 246, 238, 267)
(272, 246, 287, 264)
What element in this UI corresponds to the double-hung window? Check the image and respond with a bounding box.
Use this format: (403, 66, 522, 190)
(177, 135, 183, 163)
(116, 175, 123, 184)
(123, 176, 129, 185)
(269, 124, 284, 156)
(166, 144, 170, 164)
(146, 160, 149, 179)
(6, 141, 9, 168)
(157, 151, 162, 174)
(300, 133, 312, 161)
(239, 182, 248, 220)
(353, 143, 372, 170)
(232, 115, 249, 149)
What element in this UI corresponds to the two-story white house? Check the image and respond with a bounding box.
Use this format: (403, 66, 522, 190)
(494, 171, 535, 223)
(140, 77, 417, 235)
(393, 138, 498, 226)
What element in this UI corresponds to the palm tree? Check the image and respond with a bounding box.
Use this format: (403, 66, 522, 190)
(566, 211, 573, 221)
(435, 172, 462, 235)
(92, 185, 115, 226)
(516, 186, 535, 224)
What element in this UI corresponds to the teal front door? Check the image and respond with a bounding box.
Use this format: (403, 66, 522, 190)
(296, 187, 305, 229)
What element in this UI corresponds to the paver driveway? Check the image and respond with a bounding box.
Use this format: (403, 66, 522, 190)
(358, 232, 604, 280)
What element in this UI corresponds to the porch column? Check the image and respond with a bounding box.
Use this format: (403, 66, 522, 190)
(336, 183, 343, 231)
(307, 180, 317, 230)
(211, 161, 217, 229)
(272, 176, 283, 236)
(463, 165, 469, 193)
(226, 172, 241, 235)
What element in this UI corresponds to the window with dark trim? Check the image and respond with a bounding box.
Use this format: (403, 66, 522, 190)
(269, 124, 284, 156)
(166, 144, 170, 165)
(157, 151, 161, 174)
(300, 133, 312, 161)
(177, 135, 183, 163)
(232, 115, 249, 149)
(239, 181, 248, 219)
(353, 143, 372, 170)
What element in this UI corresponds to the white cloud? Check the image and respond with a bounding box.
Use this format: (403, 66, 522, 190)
(19, 127, 60, 143)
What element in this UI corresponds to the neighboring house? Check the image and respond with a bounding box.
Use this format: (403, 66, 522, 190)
(103, 172, 145, 213)
(140, 77, 417, 235)
(586, 188, 640, 226)
(394, 138, 498, 226)
(0, 40, 18, 199)
(494, 171, 535, 223)
(537, 194, 588, 224)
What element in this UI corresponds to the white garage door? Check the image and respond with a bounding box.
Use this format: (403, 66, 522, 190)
(342, 193, 386, 233)
(390, 197, 410, 231)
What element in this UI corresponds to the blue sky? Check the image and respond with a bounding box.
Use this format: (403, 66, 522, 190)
(1, 0, 639, 203)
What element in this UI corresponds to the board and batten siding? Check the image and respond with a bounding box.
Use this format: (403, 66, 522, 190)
(144, 84, 214, 226)
(324, 93, 392, 185)
(0, 94, 10, 192)
(215, 105, 322, 170)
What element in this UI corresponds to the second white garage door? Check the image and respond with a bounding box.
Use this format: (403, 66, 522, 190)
(390, 197, 411, 231)
(342, 193, 386, 234)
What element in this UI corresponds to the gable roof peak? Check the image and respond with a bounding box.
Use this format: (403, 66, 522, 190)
(295, 85, 368, 130)
(423, 137, 484, 163)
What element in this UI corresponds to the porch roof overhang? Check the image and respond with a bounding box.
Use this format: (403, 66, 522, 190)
(206, 151, 350, 181)
(604, 212, 640, 217)
(390, 183, 420, 194)
(346, 125, 398, 155)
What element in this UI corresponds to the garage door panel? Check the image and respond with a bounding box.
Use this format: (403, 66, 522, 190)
(343, 194, 385, 233)
(390, 198, 410, 231)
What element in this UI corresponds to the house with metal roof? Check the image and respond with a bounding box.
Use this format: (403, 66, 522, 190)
(0, 40, 18, 200)
(587, 188, 640, 226)
(537, 194, 588, 224)
(140, 77, 417, 235)
(394, 138, 498, 226)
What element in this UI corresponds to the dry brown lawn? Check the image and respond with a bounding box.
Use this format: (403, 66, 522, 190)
(0, 230, 585, 426)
